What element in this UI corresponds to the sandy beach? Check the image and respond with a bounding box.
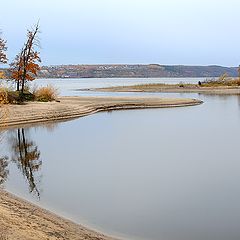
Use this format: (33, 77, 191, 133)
(0, 96, 202, 128)
(0, 95, 202, 239)
(0, 190, 116, 240)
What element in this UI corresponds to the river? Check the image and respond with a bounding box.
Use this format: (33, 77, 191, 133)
(1, 78, 240, 240)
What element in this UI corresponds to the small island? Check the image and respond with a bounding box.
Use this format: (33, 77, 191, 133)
(87, 76, 240, 95)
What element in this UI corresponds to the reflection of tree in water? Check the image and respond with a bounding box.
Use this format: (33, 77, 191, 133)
(11, 128, 42, 197)
(0, 128, 9, 186)
(0, 156, 9, 185)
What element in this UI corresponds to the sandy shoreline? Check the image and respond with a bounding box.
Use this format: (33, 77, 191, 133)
(0, 96, 202, 128)
(0, 95, 202, 239)
(0, 189, 116, 240)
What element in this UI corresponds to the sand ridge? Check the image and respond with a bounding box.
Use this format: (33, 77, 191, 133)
(0, 96, 202, 128)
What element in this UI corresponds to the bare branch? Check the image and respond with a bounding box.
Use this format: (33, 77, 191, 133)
(0, 32, 7, 64)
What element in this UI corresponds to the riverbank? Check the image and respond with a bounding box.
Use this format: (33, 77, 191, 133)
(88, 84, 240, 95)
(0, 96, 202, 128)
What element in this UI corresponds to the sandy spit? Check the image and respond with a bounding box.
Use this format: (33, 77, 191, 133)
(1, 96, 202, 128)
(89, 86, 240, 95)
(0, 95, 202, 240)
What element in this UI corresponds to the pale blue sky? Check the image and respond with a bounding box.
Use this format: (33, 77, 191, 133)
(1, 0, 240, 66)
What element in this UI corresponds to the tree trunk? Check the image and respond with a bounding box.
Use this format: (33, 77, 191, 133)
(17, 129, 23, 163)
(16, 80, 20, 91)
(21, 77, 25, 93)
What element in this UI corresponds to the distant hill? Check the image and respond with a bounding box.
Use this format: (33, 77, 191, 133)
(1, 64, 238, 79)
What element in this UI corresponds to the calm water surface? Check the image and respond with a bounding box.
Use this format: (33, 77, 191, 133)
(1, 79, 240, 240)
(31, 77, 205, 96)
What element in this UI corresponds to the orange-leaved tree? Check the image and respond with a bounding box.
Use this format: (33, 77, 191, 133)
(11, 23, 41, 93)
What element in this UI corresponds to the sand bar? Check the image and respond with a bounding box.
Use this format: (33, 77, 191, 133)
(87, 85, 240, 95)
(0, 96, 202, 128)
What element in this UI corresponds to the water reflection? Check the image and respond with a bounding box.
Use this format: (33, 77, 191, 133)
(32, 123, 58, 132)
(9, 128, 42, 197)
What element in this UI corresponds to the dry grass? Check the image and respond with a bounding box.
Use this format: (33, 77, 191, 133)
(0, 86, 9, 140)
(0, 87, 9, 119)
(113, 82, 198, 90)
(201, 77, 240, 87)
(104, 78, 240, 92)
(34, 85, 59, 102)
(0, 87, 8, 104)
(0, 84, 59, 105)
(132, 79, 240, 89)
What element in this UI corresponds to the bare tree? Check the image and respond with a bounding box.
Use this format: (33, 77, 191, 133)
(11, 23, 41, 93)
(0, 31, 7, 64)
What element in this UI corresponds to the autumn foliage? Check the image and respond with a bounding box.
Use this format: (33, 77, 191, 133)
(11, 24, 41, 93)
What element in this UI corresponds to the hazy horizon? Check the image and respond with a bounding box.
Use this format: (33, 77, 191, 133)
(39, 64, 240, 68)
(1, 0, 240, 67)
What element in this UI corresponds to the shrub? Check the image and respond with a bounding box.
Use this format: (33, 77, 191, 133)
(178, 81, 185, 88)
(34, 85, 59, 102)
(0, 87, 8, 104)
(0, 87, 8, 128)
(201, 77, 240, 87)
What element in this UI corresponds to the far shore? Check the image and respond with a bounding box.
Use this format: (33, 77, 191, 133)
(0, 95, 202, 240)
(85, 84, 240, 95)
